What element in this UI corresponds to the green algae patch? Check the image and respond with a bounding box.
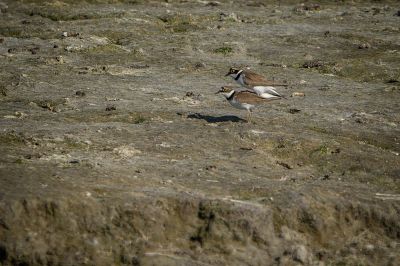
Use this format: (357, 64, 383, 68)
(214, 46, 233, 56)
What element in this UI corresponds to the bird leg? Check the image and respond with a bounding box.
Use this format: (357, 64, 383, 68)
(247, 110, 252, 123)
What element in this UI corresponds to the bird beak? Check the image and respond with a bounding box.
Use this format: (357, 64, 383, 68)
(215, 90, 222, 94)
(225, 72, 230, 76)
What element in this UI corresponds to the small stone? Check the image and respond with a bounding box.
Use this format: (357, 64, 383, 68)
(29, 102, 38, 108)
(291, 92, 305, 97)
(75, 90, 86, 97)
(15, 112, 26, 118)
(365, 244, 375, 251)
(321, 174, 330, 180)
(29, 47, 39, 55)
(293, 245, 308, 263)
(56, 56, 64, 63)
(205, 165, 216, 170)
(289, 108, 301, 114)
(113, 145, 141, 158)
(185, 91, 194, 97)
(53, 44, 58, 48)
(331, 148, 341, 154)
(220, 12, 240, 22)
(195, 62, 206, 68)
(303, 60, 325, 68)
(105, 105, 116, 111)
(69, 159, 80, 164)
(355, 117, 364, 124)
(134, 48, 145, 55)
(358, 43, 370, 49)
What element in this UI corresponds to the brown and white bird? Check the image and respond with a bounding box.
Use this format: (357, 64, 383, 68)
(216, 86, 281, 122)
(225, 67, 287, 99)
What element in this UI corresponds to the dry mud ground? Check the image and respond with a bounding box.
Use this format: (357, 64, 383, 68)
(0, 0, 400, 265)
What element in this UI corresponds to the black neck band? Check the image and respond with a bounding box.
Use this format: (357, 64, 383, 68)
(227, 91, 235, 101)
(234, 71, 242, 81)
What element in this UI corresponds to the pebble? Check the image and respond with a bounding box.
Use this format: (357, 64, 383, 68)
(365, 244, 375, 251)
(113, 145, 142, 158)
(15, 111, 26, 118)
(56, 56, 64, 63)
(134, 48, 145, 55)
(303, 60, 325, 68)
(358, 43, 371, 49)
(195, 62, 206, 68)
(220, 12, 240, 22)
(293, 245, 308, 263)
(291, 92, 305, 97)
(75, 90, 86, 97)
(105, 105, 116, 111)
(289, 108, 301, 114)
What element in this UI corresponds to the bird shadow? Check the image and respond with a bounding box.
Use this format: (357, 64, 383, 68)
(186, 113, 246, 123)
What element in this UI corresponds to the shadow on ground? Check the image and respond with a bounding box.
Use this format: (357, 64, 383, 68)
(187, 113, 246, 123)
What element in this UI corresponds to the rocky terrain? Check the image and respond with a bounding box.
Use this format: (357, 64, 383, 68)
(0, 0, 399, 265)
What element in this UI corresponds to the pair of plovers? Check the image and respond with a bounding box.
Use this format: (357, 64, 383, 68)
(217, 67, 288, 122)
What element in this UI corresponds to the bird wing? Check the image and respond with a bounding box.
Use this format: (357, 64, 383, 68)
(252, 86, 282, 97)
(243, 70, 288, 87)
(235, 90, 276, 104)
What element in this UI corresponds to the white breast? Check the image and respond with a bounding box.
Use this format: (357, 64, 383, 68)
(229, 98, 254, 111)
(236, 75, 246, 87)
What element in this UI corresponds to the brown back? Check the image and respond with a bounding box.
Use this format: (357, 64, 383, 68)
(234, 90, 279, 104)
(243, 70, 288, 87)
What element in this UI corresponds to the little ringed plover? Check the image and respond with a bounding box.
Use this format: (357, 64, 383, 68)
(226, 67, 288, 99)
(216, 86, 281, 122)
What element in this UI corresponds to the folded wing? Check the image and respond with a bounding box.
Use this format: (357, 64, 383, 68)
(243, 70, 288, 87)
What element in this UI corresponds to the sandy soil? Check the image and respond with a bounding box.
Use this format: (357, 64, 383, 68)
(0, 0, 399, 265)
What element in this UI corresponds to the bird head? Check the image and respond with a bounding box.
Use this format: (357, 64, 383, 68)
(216, 86, 235, 98)
(225, 67, 242, 77)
